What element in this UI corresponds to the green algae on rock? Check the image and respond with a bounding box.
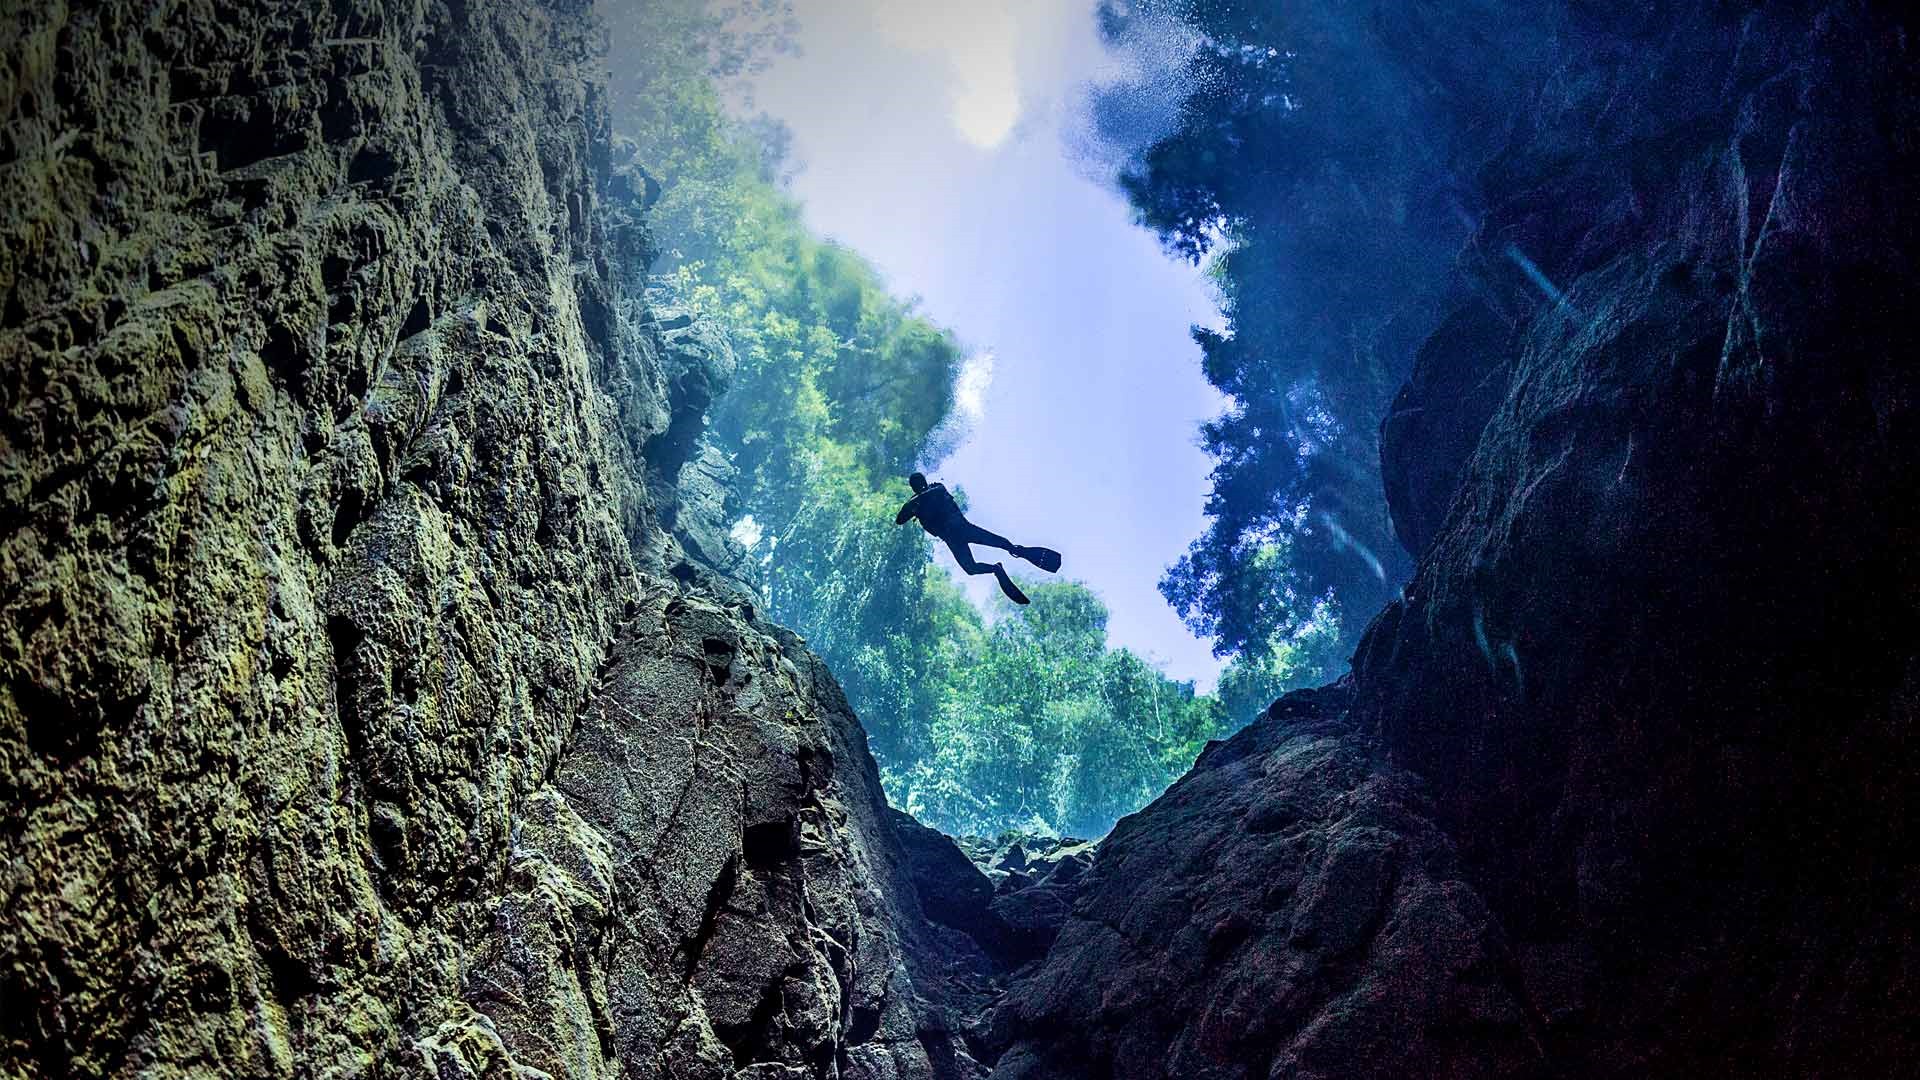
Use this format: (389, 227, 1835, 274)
(0, 2, 992, 1076)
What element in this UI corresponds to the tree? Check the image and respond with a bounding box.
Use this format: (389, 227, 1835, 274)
(896, 583, 1223, 838)
(1093, 0, 1471, 658)
(1213, 596, 1345, 730)
(608, 6, 1235, 840)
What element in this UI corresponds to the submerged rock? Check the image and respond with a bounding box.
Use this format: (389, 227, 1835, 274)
(0, 2, 989, 1077)
(892, 817, 1096, 972)
(986, 687, 1543, 1079)
(992, 3, 1919, 1077)
(963, 835, 1096, 964)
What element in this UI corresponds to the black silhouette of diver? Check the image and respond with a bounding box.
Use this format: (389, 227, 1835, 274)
(894, 472, 1061, 605)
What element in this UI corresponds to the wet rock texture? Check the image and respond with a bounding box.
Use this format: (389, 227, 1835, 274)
(2, 2, 982, 1077)
(893, 816, 1094, 973)
(988, 688, 1542, 1080)
(992, 4, 1918, 1078)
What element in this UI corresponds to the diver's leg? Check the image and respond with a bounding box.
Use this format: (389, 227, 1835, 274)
(945, 534, 1028, 603)
(944, 535, 992, 575)
(994, 566, 1030, 605)
(959, 520, 1061, 572)
(958, 520, 1055, 569)
(956, 520, 1019, 554)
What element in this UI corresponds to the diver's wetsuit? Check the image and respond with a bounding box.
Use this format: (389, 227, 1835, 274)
(895, 482, 1029, 602)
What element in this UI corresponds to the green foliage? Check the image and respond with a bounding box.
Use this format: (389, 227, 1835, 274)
(896, 582, 1223, 838)
(1214, 596, 1345, 729)
(1093, 0, 1470, 659)
(608, 1, 1294, 837)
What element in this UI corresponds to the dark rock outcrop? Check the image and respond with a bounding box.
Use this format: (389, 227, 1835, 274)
(955, 834, 1095, 964)
(1378, 299, 1517, 559)
(992, 3, 1919, 1077)
(1351, 5, 1920, 1073)
(893, 810, 1010, 959)
(988, 687, 1542, 1080)
(0, 3, 987, 1077)
(506, 594, 986, 1078)
(891, 816, 1096, 972)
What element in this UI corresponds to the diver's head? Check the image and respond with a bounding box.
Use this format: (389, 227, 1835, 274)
(909, 472, 928, 493)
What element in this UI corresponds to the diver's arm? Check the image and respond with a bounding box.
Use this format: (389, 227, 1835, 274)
(894, 496, 918, 526)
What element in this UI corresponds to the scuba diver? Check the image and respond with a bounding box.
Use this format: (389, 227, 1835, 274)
(894, 472, 1061, 605)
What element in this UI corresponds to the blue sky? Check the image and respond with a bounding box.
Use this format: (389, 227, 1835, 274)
(744, 0, 1228, 689)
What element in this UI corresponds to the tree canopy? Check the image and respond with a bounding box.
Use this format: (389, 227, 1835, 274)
(606, 0, 1337, 837)
(1091, 0, 1475, 661)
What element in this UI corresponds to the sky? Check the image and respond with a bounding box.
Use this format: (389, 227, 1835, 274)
(744, 0, 1228, 689)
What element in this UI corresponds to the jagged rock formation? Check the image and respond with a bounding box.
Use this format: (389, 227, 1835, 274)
(990, 687, 1541, 1079)
(991, 4, 1918, 1077)
(892, 817, 1094, 973)
(892, 812, 1011, 963)
(952, 834, 1094, 965)
(639, 300, 758, 591)
(1, 3, 988, 1077)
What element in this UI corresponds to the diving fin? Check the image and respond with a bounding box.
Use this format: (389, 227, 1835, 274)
(993, 566, 1031, 605)
(1020, 546, 1062, 574)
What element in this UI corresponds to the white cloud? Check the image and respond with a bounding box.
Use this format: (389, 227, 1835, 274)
(868, 0, 1023, 148)
(956, 349, 996, 421)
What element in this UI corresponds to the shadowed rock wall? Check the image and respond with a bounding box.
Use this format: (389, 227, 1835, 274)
(990, 3, 1919, 1077)
(990, 686, 1545, 1080)
(1, 2, 987, 1076)
(1353, 3, 1920, 1073)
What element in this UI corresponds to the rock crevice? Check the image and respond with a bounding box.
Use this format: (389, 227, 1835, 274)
(0, 3, 992, 1077)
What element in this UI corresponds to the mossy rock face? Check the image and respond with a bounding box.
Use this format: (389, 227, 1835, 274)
(0, 4, 984, 1077)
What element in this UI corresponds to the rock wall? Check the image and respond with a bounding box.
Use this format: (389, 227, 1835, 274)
(990, 3, 1918, 1077)
(1353, 4, 1920, 1073)
(988, 688, 1543, 1080)
(1, 3, 986, 1077)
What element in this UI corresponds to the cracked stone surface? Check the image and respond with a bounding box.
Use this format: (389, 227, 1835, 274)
(1, 2, 988, 1077)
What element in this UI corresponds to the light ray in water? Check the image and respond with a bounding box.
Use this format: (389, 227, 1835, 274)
(1318, 511, 1387, 582)
(1472, 604, 1495, 667)
(1505, 242, 1568, 306)
(1472, 603, 1526, 696)
(1502, 641, 1525, 698)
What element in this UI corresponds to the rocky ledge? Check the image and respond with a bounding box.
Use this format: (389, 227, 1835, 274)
(0, 2, 997, 1077)
(986, 686, 1541, 1079)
